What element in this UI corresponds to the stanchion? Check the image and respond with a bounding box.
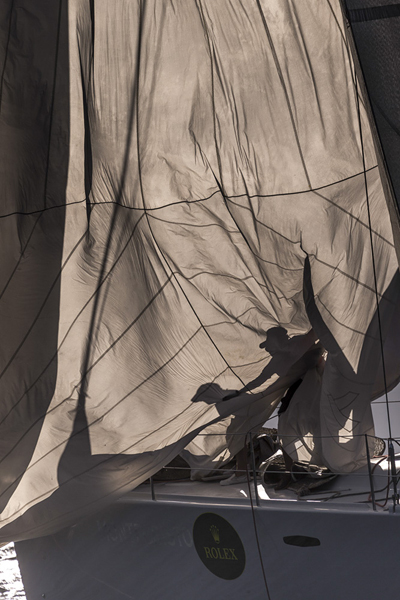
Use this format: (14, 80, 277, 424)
(249, 433, 260, 507)
(150, 476, 156, 501)
(388, 440, 398, 511)
(365, 434, 376, 511)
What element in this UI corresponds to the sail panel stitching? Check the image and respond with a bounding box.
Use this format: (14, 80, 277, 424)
(312, 190, 394, 248)
(0, 166, 378, 220)
(0, 274, 177, 479)
(0, 229, 87, 382)
(138, 3, 246, 390)
(310, 253, 396, 303)
(0, 213, 43, 301)
(227, 192, 394, 249)
(0, 326, 211, 511)
(315, 294, 385, 339)
(0, 213, 146, 422)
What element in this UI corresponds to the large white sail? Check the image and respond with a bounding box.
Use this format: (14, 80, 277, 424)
(0, 0, 399, 541)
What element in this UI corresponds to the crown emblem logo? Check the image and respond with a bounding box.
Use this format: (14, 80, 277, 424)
(210, 525, 220, 544)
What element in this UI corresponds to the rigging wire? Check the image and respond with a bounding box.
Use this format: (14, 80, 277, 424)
(348, 9, 399, 504)
(245, 443, 273, 600)
(353, 56, 393, 440)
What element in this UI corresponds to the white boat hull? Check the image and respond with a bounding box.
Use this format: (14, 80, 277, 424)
(15, 480, 400, 600)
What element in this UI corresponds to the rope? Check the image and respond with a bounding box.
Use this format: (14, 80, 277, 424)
(354, 69, 393, 439)
(245, 434, 273, 600)
(347, 15, 399, 504)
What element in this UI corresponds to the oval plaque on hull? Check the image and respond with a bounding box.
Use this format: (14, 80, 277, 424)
(193, 513, 245, 580)
(283, 535, 320, 547)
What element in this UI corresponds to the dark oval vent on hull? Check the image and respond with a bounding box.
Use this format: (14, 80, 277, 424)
(283, 536, 320, 547)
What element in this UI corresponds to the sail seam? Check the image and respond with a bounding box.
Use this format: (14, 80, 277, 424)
(0, 197, 88, 219)
(85, 164, 379, 202)
(314, 294, 389, 338)
(0, 406, 220, 535)
(0, 166, 379, 220)
(228, 189, 394, 249)
(0, 213, 43, 301)
(0, 214, 146, 417)
(0, 327, 208, 512)
(204, 306, 261, 329)
(137, 2, 247, 390)
(312, 190, 394, 247)
(0, 202, 385, 393)
(0, 228, 87, 382)
(310, 254, 396, 302)
(0, 274, 176, 480)
(182, 270, 285, 298)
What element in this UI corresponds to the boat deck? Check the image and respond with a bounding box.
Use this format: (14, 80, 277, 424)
(123, 454, 400, 512)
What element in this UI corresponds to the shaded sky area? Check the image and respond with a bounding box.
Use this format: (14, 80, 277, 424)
(372, 383, 400, 441)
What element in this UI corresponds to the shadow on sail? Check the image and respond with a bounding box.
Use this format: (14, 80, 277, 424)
(0, 0, 70, 513)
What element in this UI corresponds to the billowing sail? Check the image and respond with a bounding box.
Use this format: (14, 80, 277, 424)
(0, 0, 399, 542)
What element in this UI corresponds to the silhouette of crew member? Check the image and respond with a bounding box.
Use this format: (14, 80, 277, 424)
(223, 327, 296, 400)
(218, 327, 319, 486)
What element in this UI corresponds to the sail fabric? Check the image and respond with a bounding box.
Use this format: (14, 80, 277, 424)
(0, 0, 399, 541)
(278, 365, 325, 466)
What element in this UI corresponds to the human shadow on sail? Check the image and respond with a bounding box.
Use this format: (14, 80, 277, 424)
(184, 327, 322, 476)
(303, 257, 400, 471)
(51, 327, 305, 534)
(223, 326, 317, 401)
(187, 257, 400, 475)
